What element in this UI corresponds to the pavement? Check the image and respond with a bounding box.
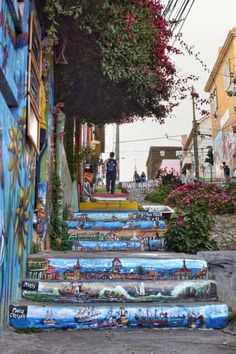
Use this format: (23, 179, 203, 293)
(0, 327, 236, 354)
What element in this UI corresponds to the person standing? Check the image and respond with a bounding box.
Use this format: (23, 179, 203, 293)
(221, 161, 230, 181)
(105, 152, 118, 194)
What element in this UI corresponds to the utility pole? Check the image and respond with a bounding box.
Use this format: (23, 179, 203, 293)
(191, 87, 200, 179)
(115, 123, 120, 181)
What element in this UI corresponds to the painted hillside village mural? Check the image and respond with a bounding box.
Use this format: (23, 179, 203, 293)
(66, 211, 166, 252)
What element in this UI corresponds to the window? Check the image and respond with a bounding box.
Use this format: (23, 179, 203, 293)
(27, 13, 42, 152)
(224, 59, 231, 90)
(176, 151, 182, 157)
(160, 150, 165, 156)
(211, 88, 218, 119)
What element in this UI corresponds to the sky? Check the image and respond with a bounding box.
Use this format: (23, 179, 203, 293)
(104, 0, 236, 181)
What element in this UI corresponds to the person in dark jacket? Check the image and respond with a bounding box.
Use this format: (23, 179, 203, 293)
(105, 152, 117, 194)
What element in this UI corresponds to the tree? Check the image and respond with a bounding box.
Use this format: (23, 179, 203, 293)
(44, 0, 178, 125)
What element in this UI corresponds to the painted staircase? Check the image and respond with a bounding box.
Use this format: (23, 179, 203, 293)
(9, 194, 229, 331)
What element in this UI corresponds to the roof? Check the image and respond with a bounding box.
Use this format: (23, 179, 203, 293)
(205, 28, 236, 92)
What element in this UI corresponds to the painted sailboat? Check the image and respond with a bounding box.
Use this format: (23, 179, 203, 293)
(135, 282, 146, 296)
(135, 309, 168, 327)
(74, 307, 100, 325)
(117, 307, 129, 326)
(58, 282, 82, 297)
(43, 308, 56, 326)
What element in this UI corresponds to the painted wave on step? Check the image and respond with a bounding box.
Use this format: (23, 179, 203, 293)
(70, 239, 165, 252)
(66, 220, 166, 231)
(72, 211, 162, 222)
(9, 303, 229, 330)
(26, 258, 208, 281)
(22, 280, 217, 303)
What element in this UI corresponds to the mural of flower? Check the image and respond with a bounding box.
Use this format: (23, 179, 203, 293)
(18, 109, 26, 136)
(15, 188, 30, 264)
(28, 153, 36, 183)
(8, 126, 22, 187)
(0, 208, 5, 267)
(0, 123, 3, 189)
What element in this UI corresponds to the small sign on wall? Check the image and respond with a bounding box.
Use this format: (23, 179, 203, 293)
(9, 305, 28, 319)
(21, 280, 39, 292)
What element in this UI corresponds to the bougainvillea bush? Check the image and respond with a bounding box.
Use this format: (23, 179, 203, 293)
(164, 208, 218, 254)
(165, 182, 235, 215)
(45, 0, 180, 124)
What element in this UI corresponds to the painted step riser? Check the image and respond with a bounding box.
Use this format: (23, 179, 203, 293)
(21, 280, 218, 303)
(9, 303, 229, 330)
(26, 258, 208, 282)
(68, 230, 163, 239)
(80, 202, 138, 211)
(69, 239, 165, 252)
(66, 220, 166, 231)
(71, 211, 163, 222)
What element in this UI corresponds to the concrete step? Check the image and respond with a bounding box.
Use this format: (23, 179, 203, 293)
(26, 253, 208, 282)
(21, 279, 218, 303)
(80, 201, 138, 211)
(9, 301, 229, 330)
(66, 220, 166, 231)
(71, 211, 162, 222)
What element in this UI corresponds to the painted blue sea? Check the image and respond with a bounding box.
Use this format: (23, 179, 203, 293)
(66, 220, 164, 231)
(10, 304, 229, 330)
(71, 240, 165, 251)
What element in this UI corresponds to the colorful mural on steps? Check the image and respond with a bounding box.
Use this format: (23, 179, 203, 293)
(68, 229, 162, 238)
(9, 303, 228, 330)
(66, 219, 166, 231)
(72, 211, 163, 222)
(0, 0, 37, 330)
(21, 279, 217, 303)
(26, 258, 208, 281)
(69, 239, 165, 252)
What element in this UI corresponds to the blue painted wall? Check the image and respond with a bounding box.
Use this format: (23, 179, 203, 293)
(0, 0, 38, 329)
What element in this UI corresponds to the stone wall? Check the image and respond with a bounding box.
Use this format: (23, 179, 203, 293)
(198, 251, 236, 313)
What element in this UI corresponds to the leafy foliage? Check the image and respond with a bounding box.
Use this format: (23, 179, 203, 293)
(165, 182, 236, 215)
(145, 183, 176, 204)
(43, 0, 178, 125)
(165, 207, 218, 254)
(222, 177, 236, 198)
(49, 169, 70, 250)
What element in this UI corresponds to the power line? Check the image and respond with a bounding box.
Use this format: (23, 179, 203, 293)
(120, 134, 184, 143)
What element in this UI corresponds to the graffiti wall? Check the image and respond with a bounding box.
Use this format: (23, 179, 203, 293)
(9, 303, 228, 330)
(214, 130, 236, 178)
(0, 0, 37, 329)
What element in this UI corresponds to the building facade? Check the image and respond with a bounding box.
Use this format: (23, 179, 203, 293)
(205, 28, 236, 178)
(146, 146, 182, 180)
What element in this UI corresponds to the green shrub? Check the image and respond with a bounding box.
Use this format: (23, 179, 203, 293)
(223, 177, 236, 198)
(145, 184, 176, 204)
(164, 207, 218, 254)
